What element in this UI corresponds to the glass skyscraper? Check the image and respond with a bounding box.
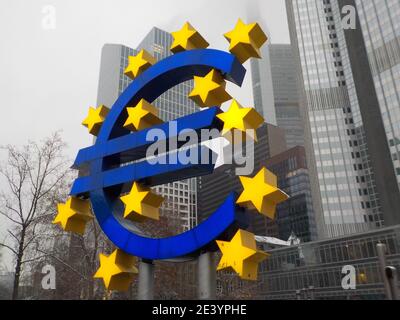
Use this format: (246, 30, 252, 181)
(96, 27, 198, 231)
(265, 146, 318, 242)
(286, 0, 400, 238)
(251, 45, 277, 125)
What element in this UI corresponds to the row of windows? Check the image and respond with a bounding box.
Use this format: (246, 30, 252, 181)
(262, 262, 396, 293)
(264, 232, 399, 272)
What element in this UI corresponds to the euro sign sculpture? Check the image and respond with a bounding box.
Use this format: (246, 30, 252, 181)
(53, 20, 289, 291)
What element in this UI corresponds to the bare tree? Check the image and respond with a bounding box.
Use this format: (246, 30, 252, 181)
(139, 205, 190, 299)
(0, 132, 71, 300)
(24, 217, 111, 300)
(57, 220, 112, 300)
(215, 251, 260, 300)
(216, 272, 259, 300)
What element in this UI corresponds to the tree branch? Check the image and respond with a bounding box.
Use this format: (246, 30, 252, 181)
(0, 210, 23, 226)
(0, 243, 17, 255)
(7, 230, 20, 243)
(36, 248, 90, 282)
(20, 255, 47, 265)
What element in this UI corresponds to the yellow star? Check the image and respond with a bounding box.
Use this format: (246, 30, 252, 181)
(237, 167, 289, 220)
(216, 100, 264, 142)
(94, 249, 138, 292)
(170, 22, 209, 53)
(120, 182, 164, 222)
(53, 197, 93, 235)
(82, 105, 110, 136)
(124, 99, 163, 132)
(224, 19, 268, 63)
(216, 229, 268, 281)
(124, 49, 156, 80)
(189, 69, 231, 107)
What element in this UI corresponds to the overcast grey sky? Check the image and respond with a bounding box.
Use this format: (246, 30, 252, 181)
(0, 0, 289, 267)
(0, 0, 289, 153)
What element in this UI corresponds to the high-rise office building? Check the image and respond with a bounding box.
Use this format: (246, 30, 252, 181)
(269, 44, 305, 149)
(354, 0, 400, 189)
(251, 44, 304, 149)
(96, 27, 199, 230)
(251, 45, 277, 125)
(286, 0, 400, 238)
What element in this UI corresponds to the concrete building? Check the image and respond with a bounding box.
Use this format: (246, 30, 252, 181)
(96, 27, 199, 230)
(285, 0, 400, 238)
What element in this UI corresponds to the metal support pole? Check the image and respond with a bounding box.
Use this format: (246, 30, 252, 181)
(138, 259, 154, 300)
(385, 266, 399, 300)
(299, 288, 306, 300)
(308, 286, 315, 300)
(198, 251, 216, 300)
(377, 243, 393, 300)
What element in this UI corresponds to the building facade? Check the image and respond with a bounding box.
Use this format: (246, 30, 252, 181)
(265, 146, 318, 242)
(198, 123, 287, 237)
(258, 225, 400, 300)
(96, 28, 199, 230)
(285, 0, 400, 239)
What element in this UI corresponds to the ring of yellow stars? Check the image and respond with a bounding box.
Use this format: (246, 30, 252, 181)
(124, 49, 156, 80)
(82, 105, 110, 136)
(224, 19, 268, 64)
(189, 69, 231, 107)
(170, 22, 209, 54)
(120, 182, 164, 222)
(216, 100, 264, 142)
(237, 167, 289, 220)
(94, 249, 138, 292)
(124, 99, 163, 132)
(216, 229, 268, 281)
(53, 197, 93, 235)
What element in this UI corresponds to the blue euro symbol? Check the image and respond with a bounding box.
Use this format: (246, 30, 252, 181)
(71, 49, 247, 260)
